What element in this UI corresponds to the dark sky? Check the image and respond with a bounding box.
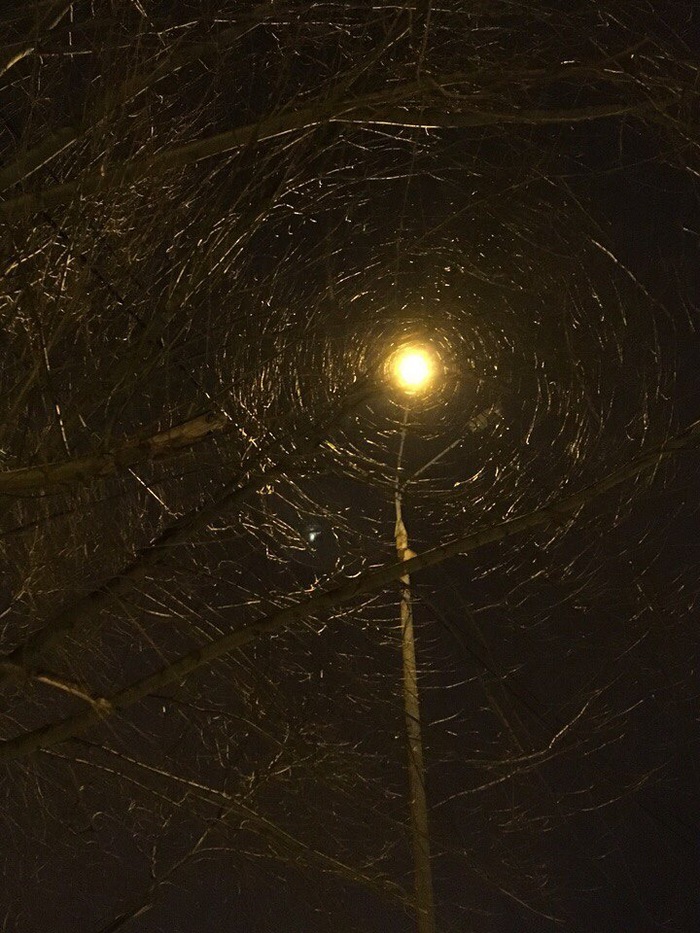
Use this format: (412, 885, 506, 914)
(1, 4, 699, 933)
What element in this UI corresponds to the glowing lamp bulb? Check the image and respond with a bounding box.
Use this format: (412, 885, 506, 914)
(392, 346, 434, 392)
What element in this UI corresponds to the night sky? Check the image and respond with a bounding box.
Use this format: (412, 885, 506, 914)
(1, 3, 699, 932)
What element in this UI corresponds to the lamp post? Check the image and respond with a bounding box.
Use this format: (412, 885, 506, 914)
(388, 344, 438, 933)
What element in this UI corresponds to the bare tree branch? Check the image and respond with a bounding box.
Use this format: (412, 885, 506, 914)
(2, 418, 697, 765)
(0, 2, 284, 192)
(0, 411, 230, 495)
(0, 0, 73, 79)
(0, 385, 376, 685)
(0, 78, 671, 219)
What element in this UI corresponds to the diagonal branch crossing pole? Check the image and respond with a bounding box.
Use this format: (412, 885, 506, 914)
(1, 417, 699, 765)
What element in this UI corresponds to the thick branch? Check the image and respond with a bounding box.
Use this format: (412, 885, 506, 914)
(0, 385, 376, 684)
(0, 80, 665, 219)
(0, 0, 73, 79)
(0, 411, 230, 495)
(2, 418, 698, 764)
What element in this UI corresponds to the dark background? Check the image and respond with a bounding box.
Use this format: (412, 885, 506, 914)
(1, 3, 699, 932)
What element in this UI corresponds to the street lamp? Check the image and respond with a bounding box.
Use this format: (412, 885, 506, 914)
(388, 344, 437, 394)
(388, 342, 438, 933)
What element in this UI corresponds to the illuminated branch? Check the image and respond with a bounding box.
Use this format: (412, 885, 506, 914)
(0, 2, 283, 192)
(0, 412, 231, 495)
(40, 742, 408, 929)
(0, 0, 73, 79)
(0, 411, 231, 495)
(2, 418, 698, 765)
(0, 77, 671, 219)
(0, 385, 376, 687)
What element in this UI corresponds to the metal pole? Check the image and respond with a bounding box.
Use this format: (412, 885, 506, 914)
(395, 408, 437, 933)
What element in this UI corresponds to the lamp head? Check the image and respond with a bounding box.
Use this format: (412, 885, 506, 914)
(388, 344, 437, 394)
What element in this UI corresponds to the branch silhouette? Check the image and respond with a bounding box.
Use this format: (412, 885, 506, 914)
(0, 385, 376, 687)
(2, 418, 697, 765)
(0, 411, 230, 495)
(0, 78, 667, 219)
